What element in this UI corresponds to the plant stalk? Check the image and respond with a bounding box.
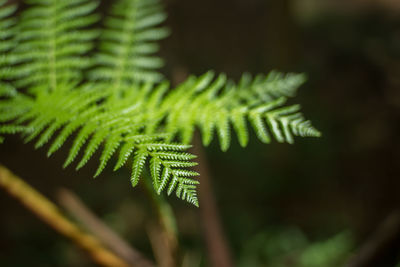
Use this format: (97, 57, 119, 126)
(192, 134, 234, 267)
(57, 188, 155, 267)
(0, 164, 130, 267)
(141, 173, 179, 267)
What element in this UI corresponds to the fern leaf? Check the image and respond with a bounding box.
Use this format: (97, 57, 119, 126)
(152, 152, 197, 161)
(167, 175, 178, 196)
(0, 0, 321, 207)
(114, 141, 135, 171)
(0, 0, 19, 143)
(156, 73, 319, 150)
(192, 71, 215, 93)
(146, 143, 191, 152)
(12, 0, 99, 90)
(91, 0, 168, 85)
(35, 121, 63, 148)
(216, 110, 231, 151)
(249, 112, 271, 143)
(176, 179, 199, 207)
(95, 132, 122, 177)
(0, 124, 26, 134)
(266, 115, 285, 143)
(231, 107, 249, 147)
(64, 123, 96, 167)
(199, 109, 216, 146)
(237, 71, 307, 104)
(172, 169, 199, 177)
(150, 156, 162, 189)
(75, 130, 108, 170)
(143, 141, 199, 204)
(48, 118, 83, 156)
(47, 106, 98, 156)
(131, 149, 148, 187)
(163, 161, 197, 168)
(24, 114, 55, 143)
(157, 167, 170, 195)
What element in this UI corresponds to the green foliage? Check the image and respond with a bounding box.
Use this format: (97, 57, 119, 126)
(11, 0, 99, 90)
(0, 0, 320, 206)
(90, 0, 168, 84)
(155, 71, 320, 150)
(239, 228, 354, 267)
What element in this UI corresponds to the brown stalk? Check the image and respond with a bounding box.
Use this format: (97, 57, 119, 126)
(191, 135, 234, 267)
(0, 164, 130, 267)
(346, 211, 400, 267)
(57, 188, 155, 267)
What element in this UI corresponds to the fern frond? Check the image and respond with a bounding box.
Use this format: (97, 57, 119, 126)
(139, 141, 199, 206)
(0, 0, 321, 207)
(90, 0, 168, 85)
(0, 0, 26, 142)
(237, 71, 307, 105)
(142, 71, 320, 151)
(8, 83, 199, 205)
(11, 0, 99, 90)
(0, 0, 16, 45)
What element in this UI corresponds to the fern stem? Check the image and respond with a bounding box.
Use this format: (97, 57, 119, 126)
(192, 134, 234, 267)
(141, 171, 179, 267)
(0, 165, 130, 267)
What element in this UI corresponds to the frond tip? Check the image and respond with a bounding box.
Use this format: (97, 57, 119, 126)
(155, 71, 321, 150)
(142, 142, 200, 207)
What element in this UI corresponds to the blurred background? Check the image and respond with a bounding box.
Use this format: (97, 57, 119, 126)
(0, 0, 399, 266)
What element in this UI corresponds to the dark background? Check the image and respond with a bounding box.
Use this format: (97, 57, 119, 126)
(0, 0, 399, 266)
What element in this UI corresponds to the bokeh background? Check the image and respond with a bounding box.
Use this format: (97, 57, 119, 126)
(0, 0, 399, 266)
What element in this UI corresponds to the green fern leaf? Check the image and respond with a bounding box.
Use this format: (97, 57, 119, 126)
(114, 141, 135, 171)
(157, 167, 170, 195)
(249, 112, 271, 144)
(216, 110, 231, 151)
(167, 175, 178, 196)
(131, 149, 148, 187)
(35, 121, 63, 148)
(146, 143, 191, 152)
(63, 123, 96, 167)
(153, 152, 197, 161)
(91, 0, 168, 85)
(150, 156, 162, 189)
(0, 124, 26, 134)
(12, 0, 99, 90)
(75, 130, 108, 170)
(0, 0, 19, 142)
(231, 107, 249, 147)
(176, 179, 199, 207)
(0, 0, 321, 206)
(95, 132, 122, 177)
(163, 161, 197, 168)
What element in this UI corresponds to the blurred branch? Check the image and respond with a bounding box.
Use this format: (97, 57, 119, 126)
(346, 211, 400, 267)
(0, 164, 130, 267)
(191, 134, 234, 267)
(57, 188, 155, 267)
(147, 222, 176, 267)
(141, 175, 178, 267)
